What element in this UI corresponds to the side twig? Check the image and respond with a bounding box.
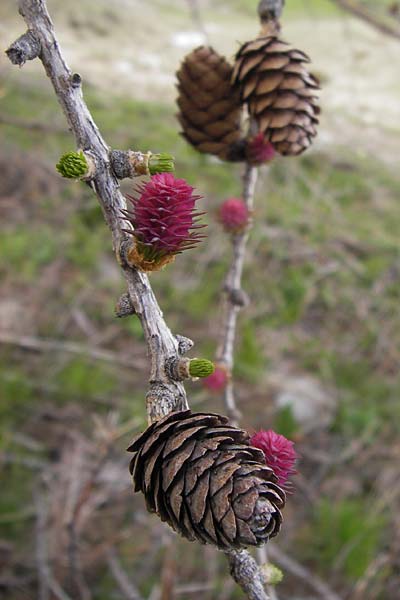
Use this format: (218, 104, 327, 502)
(106, 548, 144, 600)
(35, 491, 73, 600)
(331, 0, 400, 41)
(185, 0, 209, 42)
(0, 113, 67, 133)
(216, 163, 258, 425)
(0, 332, 146, 370)
(268, 545, 343, 600)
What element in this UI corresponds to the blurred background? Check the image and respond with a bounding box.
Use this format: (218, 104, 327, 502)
(0, 1, 399, 598)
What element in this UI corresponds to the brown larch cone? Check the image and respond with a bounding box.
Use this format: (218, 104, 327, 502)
(176, 47, 245, 162)
(232, 36, 320, 156)
(128, 410, 285, 549)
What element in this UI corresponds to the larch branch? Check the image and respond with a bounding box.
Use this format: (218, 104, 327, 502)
(216, 163, 258, 426)
(7, 0, 190, 424)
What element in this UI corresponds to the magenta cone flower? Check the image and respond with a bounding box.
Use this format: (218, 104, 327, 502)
(246, 133, 276, 165)
(219, 198, 249, 233)
(122, 173, 205, 269)
(250, 430, 297, 488)
(202, 365, 229, 392)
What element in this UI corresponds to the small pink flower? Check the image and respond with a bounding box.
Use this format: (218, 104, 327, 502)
(218, 198, 249, 233)
(250, 430, 297, 488)
(122, 173, 206, 264)
(202, 365, 228, 392)
(246, 133, 276, 165)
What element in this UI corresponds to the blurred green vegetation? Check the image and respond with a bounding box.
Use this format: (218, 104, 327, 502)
(0, 225, 60, 280)
(304, 498, 387, 580)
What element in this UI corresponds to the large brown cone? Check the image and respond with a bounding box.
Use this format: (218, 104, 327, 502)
(176, 47, 245, 161)
(128, 410, 285, 549)
(232, 36, 320, 156)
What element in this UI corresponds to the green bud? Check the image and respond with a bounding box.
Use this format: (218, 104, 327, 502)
(189, 358, 215, 379)
(56, 151, 88, 179)
(149, 153, 175, 175)
(262, 563, 283, 586)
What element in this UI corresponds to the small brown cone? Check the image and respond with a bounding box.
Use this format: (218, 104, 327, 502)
(128, 410, 285, 549)
(232, 36, 320, 156)
(176, 47, 245, 161)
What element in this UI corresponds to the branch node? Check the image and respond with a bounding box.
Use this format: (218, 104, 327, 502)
(110, 150, 151, 179)
(258, 0, 284, 22)
(115, 293, 136, 318)
(118, 238, 176, 273)
(117, 238, 134, 267)
(110, 150, 136, 179)
(6, 30, 41, 65)
(166, 357, 214, 382)
(71, 72, 82, 88)
(166, 357, 191, 382)
(225, 286, 250, 308)
(111, 150, 175, 180)
(175, 335, 194, 356)
(146, 384, 181, 424)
